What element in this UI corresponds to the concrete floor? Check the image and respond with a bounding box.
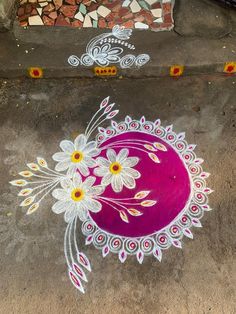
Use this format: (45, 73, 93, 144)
(0, 75, 235, 313)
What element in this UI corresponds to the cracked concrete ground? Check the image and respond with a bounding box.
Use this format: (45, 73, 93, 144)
(0, 75, 235, 313)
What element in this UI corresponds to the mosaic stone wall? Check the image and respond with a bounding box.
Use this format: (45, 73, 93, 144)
(18, 0, 174, 31)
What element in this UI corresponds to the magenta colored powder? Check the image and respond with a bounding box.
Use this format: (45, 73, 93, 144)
(90, 131, 191, 238)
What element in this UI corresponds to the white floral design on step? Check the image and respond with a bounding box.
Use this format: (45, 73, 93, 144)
(52, 134, 100, 177)
(52, 173, 104, 223)
(94, 148, 140, 193)
(68, 25, 150, 69)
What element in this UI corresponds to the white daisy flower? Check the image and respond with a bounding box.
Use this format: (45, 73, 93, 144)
(52, 173, 104, 223)
(94, 148, 140, 193)
(52, 134, 100, 177)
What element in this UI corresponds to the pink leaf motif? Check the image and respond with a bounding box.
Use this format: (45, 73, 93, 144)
(172, 240, 182, 249)
(153, 142, 167, 151)
(202, 205, 212, 211)
(104, 103, 115, 113)
(119, 210, 129, 223)
(183, 228, 193, 239)
(106, 110, 119, 119)
(153, 247, 162, 262)
(200, 172, 210, 178)
(111, 120, 118, 128)
(98, 127, 105, 133)
(77, 252, 91, 272)
(192, 218, 202, 228)
(85, 235, 93, 245)
(69, 270, 85, 293)
(144, 144, 157, 152)
(141, 200, 157, 207)
(177, 132, 185, 140)
(100, 96, 110, 108)
(154, 119, 161, 126)
(148, 153, 160, 163)
(204, 188, 214, 194)
(125, 115, 132, 123)
(166, 125, 173, 132)
(127, 208, 143, 216)
(102, 245, 110, 257)
(140, 116, 146, 124)
(136, 250, 144, 264)
(134, 191, 150, 199)
(73, 263, 88, 282)
(194, 158, 204, 165)
(119, 250, 127, 263)
(188, 144, 196, 151)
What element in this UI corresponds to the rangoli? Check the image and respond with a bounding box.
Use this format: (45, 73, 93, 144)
(10, 97, 213, 293)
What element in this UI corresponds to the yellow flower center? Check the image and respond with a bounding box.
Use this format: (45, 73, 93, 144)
(109, 162, 122, 174)
(71, 151, 83, 163)
(71, 188, 85, 202)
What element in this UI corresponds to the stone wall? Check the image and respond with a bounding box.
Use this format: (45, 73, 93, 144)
(0, 0, 17, 31)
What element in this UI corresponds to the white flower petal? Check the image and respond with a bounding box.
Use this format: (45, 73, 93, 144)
(111, 175, 123, 193)
(66, 164, 76, 177)
(107, 149, 116, 162)
(64, 207, 77, 223)
(55, 160, 71, 172)
(77, 208, 88, 221)
(52, 152, 70, 162)
(83, 176, 96, 189)
(74, 134, 87, 151)
(88, 185, 105, 196)
(94, 166, 108, 177)
(77, 162, 89, 177)
(123, 157, 139, 167)
(121, 173, 136, 189)
(60, 178, 73, 190)
(83, 156, 97, 168)
(101, 173, 112, 186)
(87, 149, 100, 157)
(60, 140, 75, 153)
(73, 173, 82, 187)
(123, 168, 141, 179)
(117, 148, 129, 163)
(52, 200, 69, 214)
(88, 199, 102, 213)
(83, 141, 97, 153)
(52, 189, 70, 201)
(96, 157, 110, 167)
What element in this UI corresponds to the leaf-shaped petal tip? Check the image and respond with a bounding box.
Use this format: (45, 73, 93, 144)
(26, 203, 39, 215)
(19, 171, 33, 178)
(127, 208, 143, 216)
(27, 163, 40, 171)
(134, 191, 150, 199)
(10, 179, 27, 186)
(141, 200, 157, 207)
(148, 153, 160, 163)
(37, 157, 48, 168)
(154, 142, 167, 151)
(119, 210, 129, 223)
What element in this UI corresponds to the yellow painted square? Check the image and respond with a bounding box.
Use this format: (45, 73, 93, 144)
(223, 62, 236, 74)
(170, 65, 184, 77)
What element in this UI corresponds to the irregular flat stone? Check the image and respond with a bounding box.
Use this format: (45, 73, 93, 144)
(28, 15, 44, 25)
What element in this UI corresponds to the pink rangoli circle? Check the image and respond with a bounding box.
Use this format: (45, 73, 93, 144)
(90, 131, 191, 238)
(10, 97, 212, 293)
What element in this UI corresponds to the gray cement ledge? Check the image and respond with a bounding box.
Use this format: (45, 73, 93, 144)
(0, 23, 236, 79)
